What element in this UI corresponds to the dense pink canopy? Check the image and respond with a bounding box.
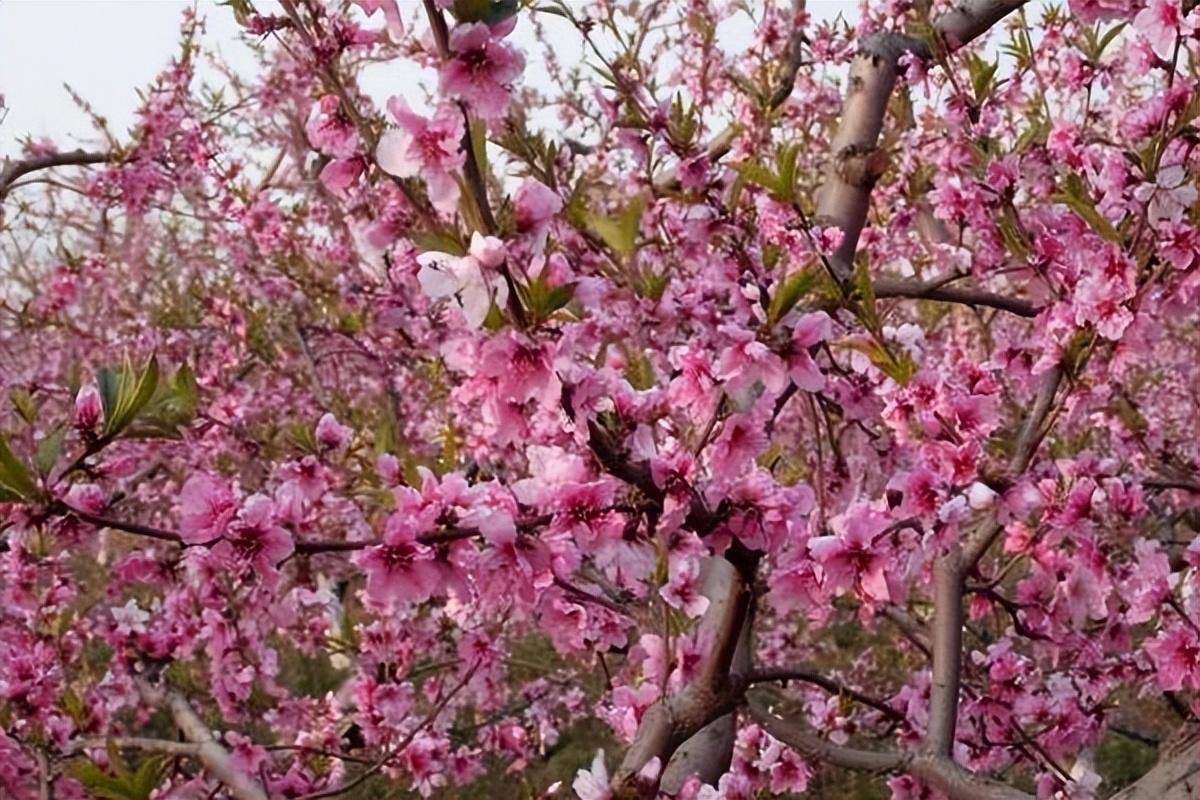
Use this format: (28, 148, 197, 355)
(2, 0, 1200, 798)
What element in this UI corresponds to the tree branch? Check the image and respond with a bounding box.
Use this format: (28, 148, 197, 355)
(817, 0, 1029, 281)
(874, 276, 1038, 318)
(962, 365, 1064, 567)
(0, 149, 112, 200)
(927, 548, 965, 757)
(609, 551, 757, 797)
(60, 503, 550, 555)
(750, 693, 1035, 799)
(660, 597, 754, 792)
(70, 737, 203, 757)
(747, 691, 907, 771)
(748, 666, 904, 723)
(136, 680, 269, 800)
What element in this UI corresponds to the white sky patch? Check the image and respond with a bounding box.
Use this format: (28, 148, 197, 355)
(2, 0, 860, 158)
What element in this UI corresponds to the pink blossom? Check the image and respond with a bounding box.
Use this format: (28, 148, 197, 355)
(376, 98, 464, 213)
(318, 156, 365, 196)
(572, 750, 611, 800)
(354, 0, 403, 40)
(217, 494, 295, 575)
(709, 416, 768, 477)
(1133, 0, 1194, 58)
(416, 245, 508, 328)
(306, 95, 358, 158)
(358, 516, 439, 605)
(660, 556, 709, 617)
(439, 23, 525, 121)
(73, 385, 102, 429)
(177, 474, 238, 545)
(716, 327, 786, 397)
(110, 600, 150, 636)
(1068, 0, 1137, 21)
(515, 179, 562, 232)
(315, 412, 353, 451)
(1146, 625, 1200, 691)
(808, 505, 893, 602)
(784, 311, 831, 391)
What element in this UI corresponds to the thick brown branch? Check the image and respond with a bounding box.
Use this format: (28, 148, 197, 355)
(660, 606, 754, 792)
(1110, 724, 1200, 799)
(747, 692, 906, 772)
(137, 681, 269, 800)
(874, 276, 1038, 317)
(818, 1, 1029, 281)
(748, 667, 903, 722)
(922, 364, 1063, 769)
(962, 365, 1064, 567)
(927, 548, 965, 756)
(610, 554, 756, 796)
(908, 754, 1036, 800)
(751, 693, 1034, 799)
(0, 149, 112, 199)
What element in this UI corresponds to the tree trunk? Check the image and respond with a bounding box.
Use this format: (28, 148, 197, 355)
(1111, 725, 1200, 800)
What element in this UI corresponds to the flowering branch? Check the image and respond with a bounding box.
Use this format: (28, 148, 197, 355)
(60, 502, 551, 554)
(747, 667, 904, 723)
(296, 661, 480, 800)
(609, 550, 758, 796)
(749, 693, 1034, 800)
(873, 276, 1038, 318)
(817, 0, 1029, 282)
(0, 149, 112, 200)
(136, 680, 269, 800)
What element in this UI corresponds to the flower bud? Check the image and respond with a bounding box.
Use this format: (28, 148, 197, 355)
(74, 386, 102, 430)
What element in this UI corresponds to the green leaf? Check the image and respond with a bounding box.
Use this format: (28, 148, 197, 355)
(1098, 23, 1127, 56)
(130, 754, 168, 799)
(535, 3, 572, 18)
(775, 143, 801, 203)
(69, 751, 167, 800)
(668, 93, 699, 150)
(470, 117, 488, 177)
(1051, 173, 1121, 242)
(733, 160, 785, 199)
(520, 274, 578, 324)
(9, 389, 38, 424)
(101, 355, 160, 439)
(127, 363, 199, 439)
(452, 0, 516, 24)
(838, 340, 916, 385)
(996, 206, 1030, 260)
(452, 0, 490, 22)
(0, 435, 38, 500)
(586, 195, 646, 260)
(853, 260, 880, 332)
(633, 268, 670, 301)
(965, 53, 1001, 103)
(768, 268, 819, 325)
(623, 348, 656, 391)
(410, 229, 467, 256)
(97, 367, 120, 423)
(734, 143, 802, 203)
(70, 761, 135, 800)
(35, 427, 66, 478)
(289, 421, 319, 455)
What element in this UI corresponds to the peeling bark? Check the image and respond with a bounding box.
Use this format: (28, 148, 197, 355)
(818, 0, 1028, 281)
(1111, 726, 1200, 800)
(611, 551, 757, 797)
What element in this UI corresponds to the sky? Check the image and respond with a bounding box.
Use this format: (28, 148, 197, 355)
(0, 0, 860, 160)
